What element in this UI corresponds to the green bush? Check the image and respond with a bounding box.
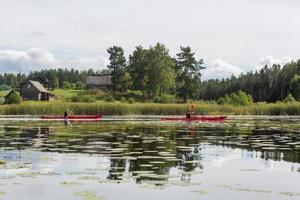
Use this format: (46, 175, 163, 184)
(5, 92, 22, 104)
(75, 82, 85, 90)
(127, 97, 135, 104)
(120, 97, 126, 103)
(104, 95, 115, 102)
(154, 95, 176, 103)
(218, 91, 253, 105)
(71, 95, 96, 103)
(0, 84, 11, 91)
(283, 93, 296, 103)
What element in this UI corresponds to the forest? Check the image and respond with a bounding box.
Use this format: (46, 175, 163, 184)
(0, 43, 300, 103)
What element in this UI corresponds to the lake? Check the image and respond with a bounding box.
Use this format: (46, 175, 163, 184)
(0, 116, 300, 200)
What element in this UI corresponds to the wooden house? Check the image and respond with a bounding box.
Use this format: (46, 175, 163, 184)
(20, 80, 54, 101)
(86, 75, 113, 90)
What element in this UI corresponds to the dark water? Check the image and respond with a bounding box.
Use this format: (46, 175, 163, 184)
(0, 116, 300, 200)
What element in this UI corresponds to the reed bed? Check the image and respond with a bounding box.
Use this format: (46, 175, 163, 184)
(0, 101, 300, 115)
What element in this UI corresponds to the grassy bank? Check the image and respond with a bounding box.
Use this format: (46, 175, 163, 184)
(0, 101, 300, 115)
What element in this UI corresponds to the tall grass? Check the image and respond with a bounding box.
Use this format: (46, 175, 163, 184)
(0, 101, 300, 115)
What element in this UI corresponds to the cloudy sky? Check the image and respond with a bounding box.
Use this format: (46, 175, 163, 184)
(0, 0, 299, 79)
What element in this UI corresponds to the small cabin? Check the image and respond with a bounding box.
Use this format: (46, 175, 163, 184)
(20, 80, 54, 101)
(86, 75, 113, 90)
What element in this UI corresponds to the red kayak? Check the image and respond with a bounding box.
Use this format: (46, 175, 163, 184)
(161, 116, 227, 122)
(40, 115, 102, 121)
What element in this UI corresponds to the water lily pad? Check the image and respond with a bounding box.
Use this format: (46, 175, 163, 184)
(278, 192, 300, 197)
(60, 181, 84, 186)
(169, 180, 201, 187)
(191, 190, 208, 195)
(0, 160, 6, 165)
(74, 191, 104, 200)
(230, 187, 271, 193)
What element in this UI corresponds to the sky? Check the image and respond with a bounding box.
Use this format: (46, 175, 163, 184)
(0, 0, 299, 80)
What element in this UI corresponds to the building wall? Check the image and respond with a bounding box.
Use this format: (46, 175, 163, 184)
(20, 82, 40, 100)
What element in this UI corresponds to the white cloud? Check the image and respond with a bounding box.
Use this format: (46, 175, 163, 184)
(202, 59, 244, 80)
(256, 55, 292, 70)
(0, 48, 108, 73)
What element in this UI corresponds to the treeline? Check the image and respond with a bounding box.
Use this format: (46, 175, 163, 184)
(0, 43, 204, 102)
(200, 61, 300, 102)
(0, 43, 300, 103)
(0, 68, 104, 90)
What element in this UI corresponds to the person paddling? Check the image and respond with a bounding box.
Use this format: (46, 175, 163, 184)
(186, 105, 195, 119)
(64, 109, 69, 119)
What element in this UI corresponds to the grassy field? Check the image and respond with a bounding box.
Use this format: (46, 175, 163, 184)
(52, 89, 83, 101)
(0, 101, 300, 115)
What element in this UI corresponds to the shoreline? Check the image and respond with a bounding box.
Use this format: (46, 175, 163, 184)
(0, 101, 300, 115)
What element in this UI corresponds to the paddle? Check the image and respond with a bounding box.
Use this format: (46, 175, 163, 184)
(65, 109, 73, 127)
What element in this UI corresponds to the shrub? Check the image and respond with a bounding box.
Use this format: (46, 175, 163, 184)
(127, 97, 135, 104)
(71, 95, 96, 103)
(283, 93, 296, 103)
(154, 95, 176, 103)
(104, 95, 115, 102)
(5, 92, 22, 104)
(120, 97, 126, 103)
(0, 84, 11, 91)
(217, 91, 253, 105)
(75, 82, 85, 90)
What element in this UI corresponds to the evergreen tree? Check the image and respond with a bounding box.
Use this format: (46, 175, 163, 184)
(176, 46, 205, 102)
(107, 46, 127, 95)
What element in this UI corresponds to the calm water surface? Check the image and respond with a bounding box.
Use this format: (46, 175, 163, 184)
(0, 116, 300, 200)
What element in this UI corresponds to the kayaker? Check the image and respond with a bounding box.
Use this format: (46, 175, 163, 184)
(64, 109, 69, 119)
(186, 105, 195, 118)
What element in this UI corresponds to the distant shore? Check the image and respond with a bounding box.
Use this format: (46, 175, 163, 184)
(0, 101, 300, 115)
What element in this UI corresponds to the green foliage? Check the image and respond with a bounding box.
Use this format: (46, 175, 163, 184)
(75, 82, 86, 90)
(104, 95, 115, 102)
(127, 97, 135, 104)
(201, 61, 300, 102)
(154, 94, 176, 103)
(62, 81, 73, 89)
(218, 91, 253, 105)
(176, 46, 205, 102)
(0, 84, 11, 91)
(128, 43, 176, 98)
(283, 93, 296, 103)
(290, 74, 300, 100)
(71, 95, 96, 103)
(107, 46, 127, 95)
(5, 91, 22, 104)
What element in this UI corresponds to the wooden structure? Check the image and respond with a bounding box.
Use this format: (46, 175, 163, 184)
(20, 80, 54, 101)
(86, 75, 113, 90)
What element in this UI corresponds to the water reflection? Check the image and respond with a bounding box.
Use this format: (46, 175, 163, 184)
(0, 119, 300, 185)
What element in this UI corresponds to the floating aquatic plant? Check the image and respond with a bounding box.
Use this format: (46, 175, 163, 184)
(60, 181, 84, 186)
(74, 191, 104, 200)
(191, 190, 208, 195)
(278, 192, 300, 197)
(230, 187, 271, 193)
(0, 160, 6, 165)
